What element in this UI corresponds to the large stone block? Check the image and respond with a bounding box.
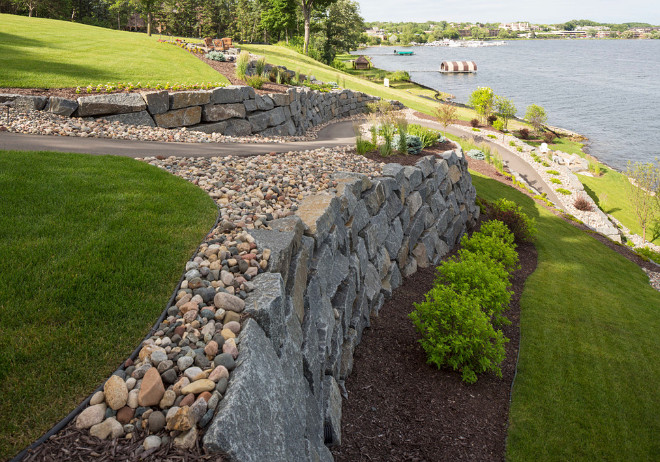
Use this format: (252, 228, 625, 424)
(203, 320, 309, 461)
(153, 106, 202, 128)
(255, 94, 275, 111)
(101, 110, 155, 127)
(212, 85, 246, 104)
(287, 244, 310, 324)
(242, 273, 286, 355)
(46, 97, 78, 117)
(403, 165, 423, 189)
(202, 103, 246, 122)
(383, 218, 404, 260)
(361, 181, 386, 215)
(141, 90, 169, 115)
(322, 376, 342, 446)
(191, 118, 252, 136)
(271, 93, 290, 106)
(77, 93, 146, 117)
(249, 216, 304, 287)
(13, 95, 48, 112)
(169, 90, 211, 110)
(296, 193, 339, 246)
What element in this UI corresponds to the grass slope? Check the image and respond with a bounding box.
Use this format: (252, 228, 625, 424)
(580, 168, 660, 245)
(0, 151, 217, 460)
(471, 173, 660, 461)
(243, 44, 525, 130)
(0, 14, 228, 87)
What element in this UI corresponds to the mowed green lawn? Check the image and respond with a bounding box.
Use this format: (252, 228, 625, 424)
(471, 173, 660, 461)
(0, 14, 228, 87)
(0, 151, 217, 460)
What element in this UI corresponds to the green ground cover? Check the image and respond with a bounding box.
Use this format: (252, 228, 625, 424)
(0, 14, 228, 88)
(471, 173, 660, 461)
(0, 151, 218, 460)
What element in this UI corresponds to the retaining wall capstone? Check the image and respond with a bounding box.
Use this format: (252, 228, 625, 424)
(203, 150, 479, 460)
(0, 85, 390, 137)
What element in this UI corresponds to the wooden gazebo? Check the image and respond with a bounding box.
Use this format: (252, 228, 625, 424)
(353, 56, 371, 70)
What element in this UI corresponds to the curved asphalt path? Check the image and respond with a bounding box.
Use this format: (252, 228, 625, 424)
(0, 117, 563, 207)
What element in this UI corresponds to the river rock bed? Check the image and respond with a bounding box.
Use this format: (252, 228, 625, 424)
(0, 107, 362, 144)
(29, 147, 383, 460)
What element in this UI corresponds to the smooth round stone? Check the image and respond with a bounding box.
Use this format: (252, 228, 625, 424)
(181, 379, 216, 395)
(215, 377, 228, 394)
(143, 435, 162, 451)
(135, 406, 148, 419)
(151, 350, 168, 366)
(157, 360, 173, 373)
(161, 368, 178, 385)
(212, 334, 225, 348)
(194, 354, 211, 369)
(224, 321, 241, 335)
(105, 407, 116, 419)
(103, 375, 128, 410)
(183, 367, 203, 381)
(124, 366, 135, 377)
(177, 356, 194, 371)
(213, 353, 235, 371)
(148, 411, 166, 433)
(116, 406, 134, 425)
(199, 408, 214, 428)
(159, 389, 176, 409)
(200, 309, 215, 320)
(125, 377, 137, 391)
(112, 370, 126, 381)
(90, 391, 105, 406)
(207, 391, 221, 411)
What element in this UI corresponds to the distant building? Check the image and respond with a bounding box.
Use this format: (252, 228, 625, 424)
(365, 27, 387, 40)
(500, 22, 531, 32)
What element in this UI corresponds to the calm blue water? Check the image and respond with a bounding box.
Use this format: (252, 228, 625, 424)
(354, 41, 660, 170)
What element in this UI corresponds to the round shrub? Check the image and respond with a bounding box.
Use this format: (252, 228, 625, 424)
(470, 118, 480, 128)
(410, 285, 508, 384)
(392, 134, 423, 155)
(483, 199, 537, 244)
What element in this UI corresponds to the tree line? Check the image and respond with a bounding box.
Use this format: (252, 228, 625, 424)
(0, 0, 365, 64)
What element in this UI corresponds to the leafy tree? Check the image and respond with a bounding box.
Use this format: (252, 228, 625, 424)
(494, 96, 516, 129)
(299, 0, 337, 55)
(261, 0, 297, 42)
(131, 0, 158, 35)
(625, 160, 660, 242)
(442, 27, 459, 40)
(469, 87, 495, 123)
(435, 103, 457, 135)
(524, 104, 547, 133)
(319, 0, 363, 64)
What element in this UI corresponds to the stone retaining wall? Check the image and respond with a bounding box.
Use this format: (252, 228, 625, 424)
(0, 85, 380, 137)
(202, 150, 479, 460)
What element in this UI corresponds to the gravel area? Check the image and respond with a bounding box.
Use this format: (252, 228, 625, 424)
(0, 107, 364, 145)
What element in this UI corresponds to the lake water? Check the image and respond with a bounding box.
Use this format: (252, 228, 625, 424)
(354, 40, 660, 170)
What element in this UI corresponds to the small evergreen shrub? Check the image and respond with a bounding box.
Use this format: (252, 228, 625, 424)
(509, 140, 516, 147)
(556, 188, 572, 195)
(493, 119, 504, 131)
(516, 146, 523, 152)
(483, 199, 537, 244)
(547, 169, 560, 175)
(205, 51, 225, 62)
(470, 118, 480, 127)
(550, 178, 562, 184)
(519, 128, 530, 139)
(487, 134, 497, 139)
(459, 220, 519, 272)
(392, 134, 423, 155)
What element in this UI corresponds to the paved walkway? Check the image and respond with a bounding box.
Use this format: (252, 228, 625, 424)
(0, 120, 357, 158)
(0, 116, 563, 207)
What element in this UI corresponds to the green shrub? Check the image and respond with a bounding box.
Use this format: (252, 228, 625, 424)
(205, 51, 225, 62)
(472, 127, 481, 132)
(509, 140, 516, 147)
(635, 247, 660, 263)
(550, 178, 562, 184)
(379, 122, 395, 157)
(487, 134, 497, 139)
(556, 188, 572, 195)
(246, 75, 266, 89)
(331, 58, 346, 70)
(436, 253, 512, 326)
(391, 134, 423, 155)
(493, 119, 504, 131)
(236, 50, 250, 80)
(410, 285, 508, 384)
(388, 70, 410, 82)
(459, 220, 519, 272)
(516, 146, 523, 152)
(396, 118, 408, 153)
(408, 124, 440, 148)
(547, 169, 560, 175)
(482, 199, 537, 244)
(356, 138, 375, 155)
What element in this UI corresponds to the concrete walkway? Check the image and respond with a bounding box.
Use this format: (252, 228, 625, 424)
(0, 120, 357, 158)
(0, 116, 562, 207)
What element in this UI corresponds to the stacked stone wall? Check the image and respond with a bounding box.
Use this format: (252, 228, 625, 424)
(202, 150, 479, 460)
(0, 85, 384, 137)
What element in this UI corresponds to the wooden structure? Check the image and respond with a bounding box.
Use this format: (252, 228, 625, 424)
(353, 55, 371, 70)
(203, 37, 234, 52)
(439, 61, 477, 73)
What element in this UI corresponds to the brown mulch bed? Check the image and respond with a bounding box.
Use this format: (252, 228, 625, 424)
(332, 224, 538, 462)
(20, 420, 224, 462)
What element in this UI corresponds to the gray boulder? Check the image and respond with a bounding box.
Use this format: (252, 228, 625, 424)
(46, 97, 78, 117)
(190, 118, 252, 136)
(77, 93, 146, 117)
(100, 110, 156, 127)
(13, 96, 48, 112)
(141, 91, 169, 115)
(169, 90, 211, 110)
(153, 106, 202, 128)
(202, 103, 246, 122)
